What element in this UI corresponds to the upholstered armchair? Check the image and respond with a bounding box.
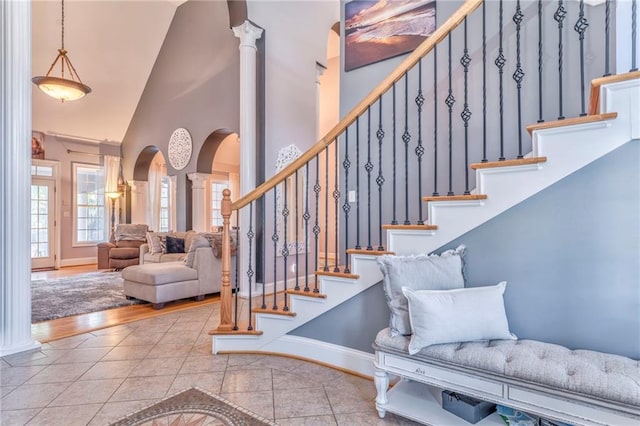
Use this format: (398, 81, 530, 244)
(97, 224, 148, 270)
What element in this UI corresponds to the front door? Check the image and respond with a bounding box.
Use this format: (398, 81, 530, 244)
(31, 179, 56, 269)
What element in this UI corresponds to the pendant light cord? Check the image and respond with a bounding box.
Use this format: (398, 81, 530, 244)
(61, 0, 65, 50)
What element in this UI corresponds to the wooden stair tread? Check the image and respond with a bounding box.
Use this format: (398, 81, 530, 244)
(209, 322, 262, 336)
(346, 248, 395, 255)
(381, 224, 438, 230)
(470, 157, 547, 170)
(252, 306, 296, 317)
(286, 288, 327, 298)
(589, 71, 640, 115)
(316, 268, 359, 279)
(526, 112, 617, 135)
(423, 194, 488, 202)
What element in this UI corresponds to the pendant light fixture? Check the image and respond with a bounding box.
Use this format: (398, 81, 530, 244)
(32, 0, 91, 102)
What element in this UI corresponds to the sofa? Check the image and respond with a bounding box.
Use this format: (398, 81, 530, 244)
(122, 233, 236, 309)
(97, 224, 149, 270)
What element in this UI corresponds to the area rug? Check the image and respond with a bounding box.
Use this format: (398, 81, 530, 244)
(110, 387, 275, 426)
(31, 271, 147, 323)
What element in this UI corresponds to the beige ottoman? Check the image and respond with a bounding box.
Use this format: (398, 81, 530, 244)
(122, 262, 200, 309)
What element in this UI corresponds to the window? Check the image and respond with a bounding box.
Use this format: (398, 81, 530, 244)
(159, 176, 171, 232)
(211, 181, 229, 229)
(73, 163, 105, 244)
(31, 165, 53, 177)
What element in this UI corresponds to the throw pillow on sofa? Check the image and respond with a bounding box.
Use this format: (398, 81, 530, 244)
(184, 235, 211, 267)
(146, 232, 166, 254)
(166, 236, 185, 253)
(377, 245, 466, 336)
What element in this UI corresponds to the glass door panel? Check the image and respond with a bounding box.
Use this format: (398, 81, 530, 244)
(31, 179, 55, 269)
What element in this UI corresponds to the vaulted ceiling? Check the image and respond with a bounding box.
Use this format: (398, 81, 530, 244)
(31, 0, 187, 144)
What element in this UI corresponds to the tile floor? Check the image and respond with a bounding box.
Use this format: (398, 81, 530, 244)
(1, 304, 419, 425)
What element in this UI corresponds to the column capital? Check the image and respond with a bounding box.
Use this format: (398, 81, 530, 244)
(232, 20, 263, 49)
(187, 172, 209, 189)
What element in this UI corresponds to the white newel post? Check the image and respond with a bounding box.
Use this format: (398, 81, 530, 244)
(128, 180, 148, 226)
(187, 173, 209, 232)
(233, 20, 263, 297)
(0, 0, 41, 356)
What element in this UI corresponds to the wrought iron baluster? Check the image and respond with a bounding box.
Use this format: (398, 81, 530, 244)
(433, 44, 439, 196)
(538, 0, 545, 122)
(343, 128, 351, 274)
(233, 211, 239, 330)
(496, 0, 506, 161)
(261, 195, 267, 308)
(294, 170, 300, 291)
(403, 73, 411, 220)
(303, 163, 311, 292)
(392, 83, 398, 224)
(482, 1, 488, 161)
(246, 204, 254, 330)
(366, 107, 373, 249)
(632, 0, 638, 71)
(333, 141, 340, 271)
(554, 0, 567, 120)
(575, 0, 589, 116)
(324, 145, 330, 270)
(445, 33, 455, 195)
(605, 0, 611, 76)
(355, 117, 361, 250)
(313, 156, 321, 293)
(461, 18, 472, 194)
(376, 97, 386, 248)
(282, 178, 289, 311)
(513, 0, 525, 158)
(415, 60, 425, 222)
(272, 190, 278, 310)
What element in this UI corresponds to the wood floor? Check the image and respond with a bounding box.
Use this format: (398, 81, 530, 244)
(31, 264, 220, 343)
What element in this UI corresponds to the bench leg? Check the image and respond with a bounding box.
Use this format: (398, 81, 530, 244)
(374, 368, 389, 418)
(194, 295, 205, 301)
(152, 303, 165, 310)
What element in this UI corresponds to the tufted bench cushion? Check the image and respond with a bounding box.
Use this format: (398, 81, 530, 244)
(375, 328, 640, 408)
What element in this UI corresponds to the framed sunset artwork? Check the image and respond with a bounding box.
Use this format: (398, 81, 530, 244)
(345, 0, 436, 71)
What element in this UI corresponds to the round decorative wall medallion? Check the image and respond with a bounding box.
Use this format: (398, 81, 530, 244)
(168, 128, 192, 170)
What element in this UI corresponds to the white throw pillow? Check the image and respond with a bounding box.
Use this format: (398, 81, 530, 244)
(378, 245, 466, 336)
(402, 282, 516, 355)
(184, 235, 211, 268)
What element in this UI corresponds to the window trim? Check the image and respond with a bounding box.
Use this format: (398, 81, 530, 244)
(72, 162, 106, 247)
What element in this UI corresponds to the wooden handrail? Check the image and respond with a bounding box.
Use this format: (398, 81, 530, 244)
(231, 0, 484, 212)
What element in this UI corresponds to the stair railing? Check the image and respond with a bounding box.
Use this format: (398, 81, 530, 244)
(214, 0, 637, 333)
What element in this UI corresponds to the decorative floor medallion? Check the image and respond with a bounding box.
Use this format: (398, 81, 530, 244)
(110, 387, 275, 426)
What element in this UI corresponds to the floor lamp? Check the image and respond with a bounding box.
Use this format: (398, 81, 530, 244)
(106, 192, 121, 241)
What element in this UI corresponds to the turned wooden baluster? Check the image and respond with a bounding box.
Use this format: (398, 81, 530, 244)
(217, 188, 234, 331)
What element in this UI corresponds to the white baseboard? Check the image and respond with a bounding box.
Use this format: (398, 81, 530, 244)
(260, 335, 375, 377)
(59, 257, 97, 267)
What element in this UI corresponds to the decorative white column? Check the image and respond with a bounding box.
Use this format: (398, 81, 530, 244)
(233, 20, 263, 199)
(128, 180, 148, 226)
(187, 173, 209, 232)
(233, 20, 263, 297)
(0, 0, 41, 356)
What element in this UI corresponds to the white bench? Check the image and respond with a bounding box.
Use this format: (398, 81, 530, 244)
(373, 328, 640, 426)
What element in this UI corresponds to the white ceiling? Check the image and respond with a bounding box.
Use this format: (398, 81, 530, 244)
(32, 0, 186, 144)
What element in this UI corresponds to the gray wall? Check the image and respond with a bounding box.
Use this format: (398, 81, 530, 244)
(291, 140, 640, 360)
(121, 0, 240, 231)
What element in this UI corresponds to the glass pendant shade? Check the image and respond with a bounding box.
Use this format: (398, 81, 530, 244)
(32, 1, 91, 102)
